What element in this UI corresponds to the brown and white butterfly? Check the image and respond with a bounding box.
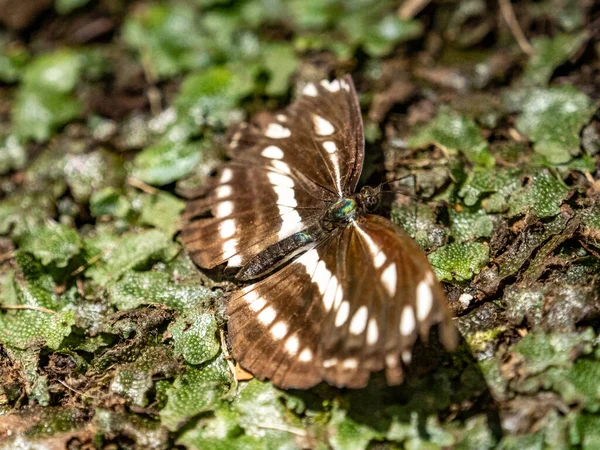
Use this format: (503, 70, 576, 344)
(181, 75, 456, 389)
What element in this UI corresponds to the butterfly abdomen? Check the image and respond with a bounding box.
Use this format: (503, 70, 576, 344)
(236, 224, 324, 281)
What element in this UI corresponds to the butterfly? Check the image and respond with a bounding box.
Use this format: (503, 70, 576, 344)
(181, 75, 456, 389)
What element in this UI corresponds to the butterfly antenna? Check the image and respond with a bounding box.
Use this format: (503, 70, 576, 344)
(376, 174, 419, 234)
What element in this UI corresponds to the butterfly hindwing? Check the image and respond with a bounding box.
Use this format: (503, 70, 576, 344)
(226, 215, 456, 389)
(182, 75, 363, 272)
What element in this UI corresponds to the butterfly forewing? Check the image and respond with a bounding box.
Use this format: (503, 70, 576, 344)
(182, 76, 363, 271)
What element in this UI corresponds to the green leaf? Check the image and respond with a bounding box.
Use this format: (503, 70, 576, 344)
(0, 42, 28, 83)
(95, 409, 170, 448)
(18, 222, 82, 268)
(62, 150, 126, 203)
(516, 86, 596, 164)
(428, 242, 489, 282)
(174, 67, 246, 131)
(260, 43, 299, 96)
(123, 3, 208, 79)
(392, 204, 447, 251)
(13, 89, 81, 142)
(511, 329, 595, 375)
(508, 171, 569, 218)
(169, 309, 220, 365)
(580, 205, 600, 237)
(448, 207, 494, 243)
(132, 142, 204, 186)
(523, 32, 589, 86)
(452, 415, 497, 450)
(571, 413, 600, 449)
(22, 49, 83, 93)
(108, 270, 214, 311)
(409, 108, 494, 167)
(0, 309, 74, 350)
(458, 167, 521, 210)
(557, 359, 600, 412)
(85, 229, 177, 285)
(139, 191, 185, 235)
(0, 134, 27, 175)
(328, 407, 379, 450)
(160, 355, 233, 431)
(110, 347, 179, 407)
(89, 187, 132, 219)
(362, 16, 422, 57)
(231, 379, 303, 438)
(55, 0, 91, 14)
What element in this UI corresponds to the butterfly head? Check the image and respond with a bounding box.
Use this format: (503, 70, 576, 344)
(357, 185, 382, 213)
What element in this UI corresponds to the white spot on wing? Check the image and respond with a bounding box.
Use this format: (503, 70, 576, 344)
(271, 321, 288, 340)
(215, 201, 233, 217)
(278, 209, 302, 240)
(258, 306, 276, 326)
(386, 354, 398, 368)
(323, 141, 336, 153)
(299, 348, 313, 362)
(333, 284, 344, 311)
(228, 254, 243, 266)
(273, 186, 297, 207)
(285, 335, 299, 355)
(223, 240, 237, 260)
(313, 114, 335, 136)
(329, 152, 342, 193)
(335, 301, 350, 327)
(276, 114, 287, 122)
(342, 358, 358, 369)
(323, 358, 338, 368)
(265, 123, 291, 139)
(298, 248, 319, 275)
(261, 145, 284, 159)
(416, 280, 434, 321)
(215, 185, 232, 198)
(320, 79, 341, 92)
(268, 172, 295, 188)
(349, 305, 368, 335)
(302, 83, 318, 97)
(248, 294, 266, 312)
(402, 350, 412, 364)
(313, 260, 331, 295)
(322, 276, 339, 312)
(367, 318, 378, 345)
(220, 219, 236, 239)
(381, 263, 397, 296)
(271, 160, 291, 174)
(220, 168, 233, 183)
(400, 305, 415, 336)
(354, 225, 386, 269)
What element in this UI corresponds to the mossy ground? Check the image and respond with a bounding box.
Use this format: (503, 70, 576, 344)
(0, 0, 599, 448)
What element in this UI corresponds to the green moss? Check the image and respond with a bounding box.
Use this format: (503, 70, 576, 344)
(169, 308, 220, 365)
(428, 242, 489, 282)
(409, 108, 494, 168)
(516, 86, 596, 164)
(132, 142, 205, 186)
(508, 171, 569, 218)
(465, 328, 506, 353)
(84, 229, 178, 285)
(18, 222, 82, 268)
(523, 32, 590, 86)
(160, 355, 233, 431)
(12, 49, 83, 142)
